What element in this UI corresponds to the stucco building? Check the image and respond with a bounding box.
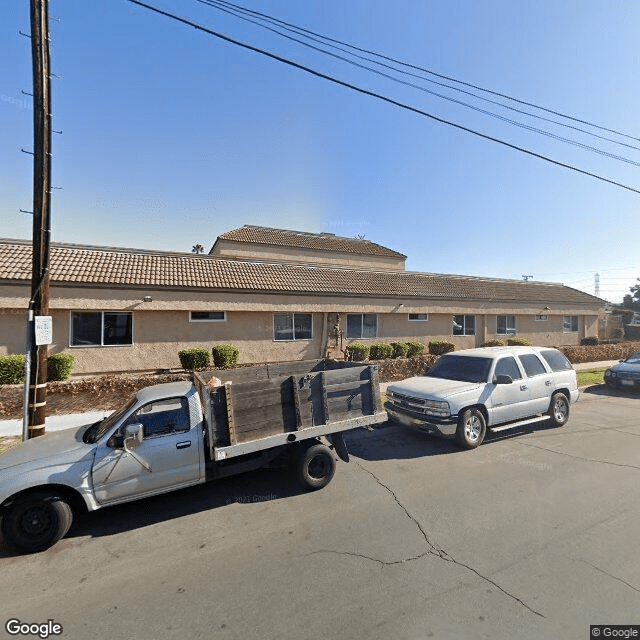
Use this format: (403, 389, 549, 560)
(0, 225, 605, 374)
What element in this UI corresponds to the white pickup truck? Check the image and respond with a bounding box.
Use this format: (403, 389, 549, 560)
(0, 361, 386, 553)
(385, 346, 579, 449)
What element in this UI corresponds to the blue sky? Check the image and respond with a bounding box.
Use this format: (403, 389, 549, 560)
(2, 0, 638, 302)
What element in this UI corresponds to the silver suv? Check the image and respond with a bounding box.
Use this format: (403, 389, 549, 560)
(386, 346, 579, 449)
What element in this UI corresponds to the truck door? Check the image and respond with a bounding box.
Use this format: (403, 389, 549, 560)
(92, 397, 202, 504)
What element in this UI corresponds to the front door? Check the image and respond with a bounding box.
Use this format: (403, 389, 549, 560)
(487, 356, 530, 424)
(92, 397, 201, 504)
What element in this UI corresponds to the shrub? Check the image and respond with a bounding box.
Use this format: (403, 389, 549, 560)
(47, 353, 74, 381)
(405, 341, 425, 357)
(428, 341, 455, 356)
(178, 347, 211, 370)
(345, 343, 370, 361)
(369, 343, 393, 360)
(482, 339, 504, 347)
(212, 344, 240, 368)
(580, 337, 599, 346)
(507, 337, 533, 346)
(390, 342, 409, 358)
(0, 355, 26, 384)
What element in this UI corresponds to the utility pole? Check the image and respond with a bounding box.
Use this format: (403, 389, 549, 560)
(26, 0, 52, 438)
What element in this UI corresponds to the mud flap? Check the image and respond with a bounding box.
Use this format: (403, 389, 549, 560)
(327, 433, 349, 463)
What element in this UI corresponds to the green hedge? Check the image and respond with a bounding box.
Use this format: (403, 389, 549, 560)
(369, 343, 393, 360)
(428, 341, 455, 356)
(406, 341, 425, 357)
(390, 342, 409, 358)
(178, 347, 211, 370)
(47, 353, 74, 381)
(482, 339, 505, 347)
(0, 355, 26, 384)
(345, 343, 370, 361)
(212, 344, 239, 368)
(507, 337, 533, 346)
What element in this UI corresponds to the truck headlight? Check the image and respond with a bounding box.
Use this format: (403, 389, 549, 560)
(423, 400, 450, 417)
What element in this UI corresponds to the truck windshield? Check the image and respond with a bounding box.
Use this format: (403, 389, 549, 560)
(83, 397, 136, 444)
(425, 355, 492, 383)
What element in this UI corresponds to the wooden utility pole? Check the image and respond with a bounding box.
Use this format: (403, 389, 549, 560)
(27, 0, 52, 438)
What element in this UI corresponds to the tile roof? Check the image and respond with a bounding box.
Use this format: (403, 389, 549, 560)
(0, 238, 604, 306)
(213, 225, 406, 259)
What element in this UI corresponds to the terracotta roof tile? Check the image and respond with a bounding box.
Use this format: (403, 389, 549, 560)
(0, 239, 604, 306)
(215, 225, 406, 259)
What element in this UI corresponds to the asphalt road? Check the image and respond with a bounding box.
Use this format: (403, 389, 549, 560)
(1, 386, 639, 640)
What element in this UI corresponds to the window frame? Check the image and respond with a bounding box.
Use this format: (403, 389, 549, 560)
(496, 315, 517, 335)
(452, 315, 476, 336)
(563, 315, 579, 332)
(273, 312, 313, 342)
(189, 311, 226, 323)
(69, 311, 134, 348)
(346, 313, 378, 340)
(408, 313, 429, 322)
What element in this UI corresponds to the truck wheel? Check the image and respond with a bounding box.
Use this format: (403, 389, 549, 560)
(456, 408, 486, 449)
(1, 492, 73, 552)
(548, 392, 570, 427)
(296, 443, 336, 490)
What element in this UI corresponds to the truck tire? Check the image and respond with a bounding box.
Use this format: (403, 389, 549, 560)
(547, 392, 570, 427)
(455, 408, 486, 449)
(2, 491, 73, 552)
(295, 443, 336, 490)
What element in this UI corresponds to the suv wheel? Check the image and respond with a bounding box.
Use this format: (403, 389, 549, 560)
(548, 392, 570, 427)
(456, 408, 486, 449)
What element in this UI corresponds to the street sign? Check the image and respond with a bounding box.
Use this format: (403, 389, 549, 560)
(34, 315, 53, 346)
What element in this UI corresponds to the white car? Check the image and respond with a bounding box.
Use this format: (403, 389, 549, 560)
(386, 346, 579, 449)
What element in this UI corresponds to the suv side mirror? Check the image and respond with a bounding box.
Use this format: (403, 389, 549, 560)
(494, 374, 513, 385)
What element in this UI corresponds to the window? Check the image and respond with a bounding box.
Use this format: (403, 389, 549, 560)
(563, 315, 579, 332)
(535, 314, 548, 321)
(273, 313, 312, 341)
(494, 356, 522, 381)
(190, 311, 226, 322)
(123, 397, 190, 438)
(346, 314, 377, 339)
(71, 312, 132, 346)
(453, 315, 475, 336)
(408, 313, 428, 321)
(497, 315, 516, 335)
(518, 354, 547, 377)
(541, 349, 573, 372)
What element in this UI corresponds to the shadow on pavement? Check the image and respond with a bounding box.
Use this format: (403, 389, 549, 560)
(582, 383, 640, 398)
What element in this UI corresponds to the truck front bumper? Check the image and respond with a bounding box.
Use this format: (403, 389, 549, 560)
(385, 402, 458, 437)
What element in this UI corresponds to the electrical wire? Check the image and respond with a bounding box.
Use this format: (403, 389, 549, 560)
(208, 0, 640, 144)
(199, 0, 640, 154)
(124, 0, 640, 195)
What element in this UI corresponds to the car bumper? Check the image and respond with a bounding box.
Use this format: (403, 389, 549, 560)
(385, 402, 458, 437)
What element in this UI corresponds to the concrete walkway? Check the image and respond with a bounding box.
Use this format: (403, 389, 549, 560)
(0, 360, 620, 438)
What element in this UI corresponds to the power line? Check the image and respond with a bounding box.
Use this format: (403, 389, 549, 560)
(124, 0, 640, 195)
(207, 0, 640, 144)
(199, 0, 640, 155)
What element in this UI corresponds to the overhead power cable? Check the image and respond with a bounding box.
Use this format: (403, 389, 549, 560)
(199, 0, 640, 155)
(207, 0, 640, 144)
(124, 0, 640, 196)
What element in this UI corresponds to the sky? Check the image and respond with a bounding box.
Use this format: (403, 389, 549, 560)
(1, 0, 639, 303)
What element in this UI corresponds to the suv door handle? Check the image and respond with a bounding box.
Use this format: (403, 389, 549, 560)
(520, 384, 528, 391)
(176, 441, 192, 449)
(545, 380, 552, 386)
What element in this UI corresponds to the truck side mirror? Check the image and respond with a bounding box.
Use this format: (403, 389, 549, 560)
(494, 374, 513, 385)
(124, 423, 144, 448)
(108, 433, 125, 449)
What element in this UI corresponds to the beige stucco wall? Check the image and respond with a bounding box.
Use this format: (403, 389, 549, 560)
(210, 239, 406, 270)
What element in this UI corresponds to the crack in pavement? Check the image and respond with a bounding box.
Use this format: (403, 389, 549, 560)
(577, 558, 640, 594)
(514, 442, 640, 470)
(310, 460, 545, 618)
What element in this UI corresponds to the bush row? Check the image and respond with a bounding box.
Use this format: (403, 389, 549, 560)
(178, 344, 240, 370)
(346, 341, 429, 361)
(0, 353, 75, 384)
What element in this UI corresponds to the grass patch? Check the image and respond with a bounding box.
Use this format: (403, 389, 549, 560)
(577, 368, 606, 387)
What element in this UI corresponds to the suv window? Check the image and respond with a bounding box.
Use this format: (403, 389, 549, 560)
(494, 356, 522, 381)
(540, 349, 573, 372)
(518, 354, 547, 377)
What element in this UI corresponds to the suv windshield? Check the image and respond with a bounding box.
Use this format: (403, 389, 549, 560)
(425, 355, 492, 383)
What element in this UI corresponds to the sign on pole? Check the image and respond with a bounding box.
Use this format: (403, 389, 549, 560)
(34, 315, 52, 346)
